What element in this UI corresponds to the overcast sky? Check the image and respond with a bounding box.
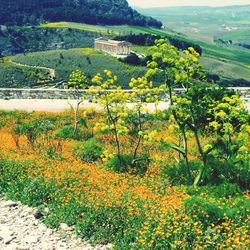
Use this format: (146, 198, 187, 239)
(128, 0, 250, 8)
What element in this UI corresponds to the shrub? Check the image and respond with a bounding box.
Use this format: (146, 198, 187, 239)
(184, 190, 250, 228)
(105, 155, 132, 173)
(105, 154, 149, 175)
(164, 160, 201, 185)
(11, 122, 39, 147)
(55, 125, 93, 141)
(208, 158, 250, 189)
(185, 183, 241, 198)
(73, 138, 103, 163)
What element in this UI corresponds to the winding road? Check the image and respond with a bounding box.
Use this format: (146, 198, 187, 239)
(9, 59, 56, 82)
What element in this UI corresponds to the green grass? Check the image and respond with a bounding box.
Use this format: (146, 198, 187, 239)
(200, 56, 250, 81)
(41, 21, 250, 65)
(3, 48, 147, 88)
(40, 22, 162, 36)
(0, 57, 50, 88)
(218, 29, 250, 45)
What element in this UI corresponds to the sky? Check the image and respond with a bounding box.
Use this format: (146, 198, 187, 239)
(127, 0, 250, 8)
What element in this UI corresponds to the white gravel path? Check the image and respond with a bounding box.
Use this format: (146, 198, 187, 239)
(0, 199, 112, 250)
(0, 99, 171, 113)
(0, 99, 249, 113)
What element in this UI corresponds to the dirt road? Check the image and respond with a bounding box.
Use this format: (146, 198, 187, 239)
(0, 99, 171, 112)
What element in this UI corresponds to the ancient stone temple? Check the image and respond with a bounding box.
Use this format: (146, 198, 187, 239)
(94, 38, 131, 55)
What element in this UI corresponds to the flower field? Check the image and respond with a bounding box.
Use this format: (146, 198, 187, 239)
(0, 109, 249, 249)
(0, 40, 249, 249)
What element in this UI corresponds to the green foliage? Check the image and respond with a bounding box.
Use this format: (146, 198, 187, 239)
(164, 161, 201, 185)
(55, 125, 92, 141)
(207, 159, 250, 189)
(73, 139, 103, 163)
(3, 49, 146, 88)
(0, 159, 55, 206)
(0, 0, 162, 28)
(68, 70, 89, 90)
(75, 206, 129, 244)
(184, 189, 250, 227)
(185, 183, 241, 198)
(11, 119, 55, 148)
(105, 154, 149, 175)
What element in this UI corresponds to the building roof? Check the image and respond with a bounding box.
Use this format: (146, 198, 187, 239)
(95, 38, 131, 47)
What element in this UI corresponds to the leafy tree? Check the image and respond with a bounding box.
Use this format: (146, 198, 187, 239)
(128, 76, 159, 166)
(146, 39, 249, 185)
(68, 70, 89, 134)
(88, 70, 159, 173)
(173, 85, 249, 185)
(88, 70, 130, 166)
(147, 39, 205, 183)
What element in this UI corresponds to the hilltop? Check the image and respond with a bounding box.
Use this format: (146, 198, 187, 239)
(136, 5, 250, 86)
(0, 0, 161, 28)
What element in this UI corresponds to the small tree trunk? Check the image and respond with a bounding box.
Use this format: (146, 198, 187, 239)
(168, 83, 191, 183)
(106, 103, 122, 166)
(193, 129, 207, 186)
(181, 127, 191, 183)
(133, 106, 143, 164)
(73, 91, 82, 134)
(73, 103, 79, 134)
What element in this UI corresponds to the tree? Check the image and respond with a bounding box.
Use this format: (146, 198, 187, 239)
(88, 70, 159, 174)
(88, 70, 130, 166)
(176, 86, 249, 186)
(68, 70, 89, 134)
(129, 76, 159, 167)
(146, 39, 205, 183)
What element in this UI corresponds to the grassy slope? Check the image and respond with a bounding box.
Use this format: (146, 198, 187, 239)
(1, 21, 248, 88)
(2, 48, 146, 88)
(135, 6, 250, 82)
(41, 22, 250, 82)
(135, 5, 250, 43)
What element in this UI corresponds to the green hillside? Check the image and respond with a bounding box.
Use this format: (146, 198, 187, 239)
(41, 22, 250, 84)
(136, 5, 250, 45)
(1, 12, 249, 88)
(0, 48, 146, 88)
(0, 0, 161, 28)
(134, 6, 250, 85)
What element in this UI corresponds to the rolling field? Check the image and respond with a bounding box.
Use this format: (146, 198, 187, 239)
(1, 20, 249, 88)
(136, 5, 250, 44)
(40, 22, 250, 84)
(0, 48, 146, 88)
(40, 22, 173, 37)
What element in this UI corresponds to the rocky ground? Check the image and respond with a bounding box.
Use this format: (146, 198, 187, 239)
(0, 198, 112, 250)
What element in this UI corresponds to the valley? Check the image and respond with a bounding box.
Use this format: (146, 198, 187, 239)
(1, 15, 249, 88)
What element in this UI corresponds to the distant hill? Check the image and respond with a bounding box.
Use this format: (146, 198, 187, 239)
(135, 5, 250, 17)
(0, 0, 162, 28)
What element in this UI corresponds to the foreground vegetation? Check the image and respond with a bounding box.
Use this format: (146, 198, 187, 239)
(0, 107, 249, 249)
(0, 40, 249, 249)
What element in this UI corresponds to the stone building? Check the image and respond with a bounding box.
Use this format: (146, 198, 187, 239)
(94, 38, 131, 55)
